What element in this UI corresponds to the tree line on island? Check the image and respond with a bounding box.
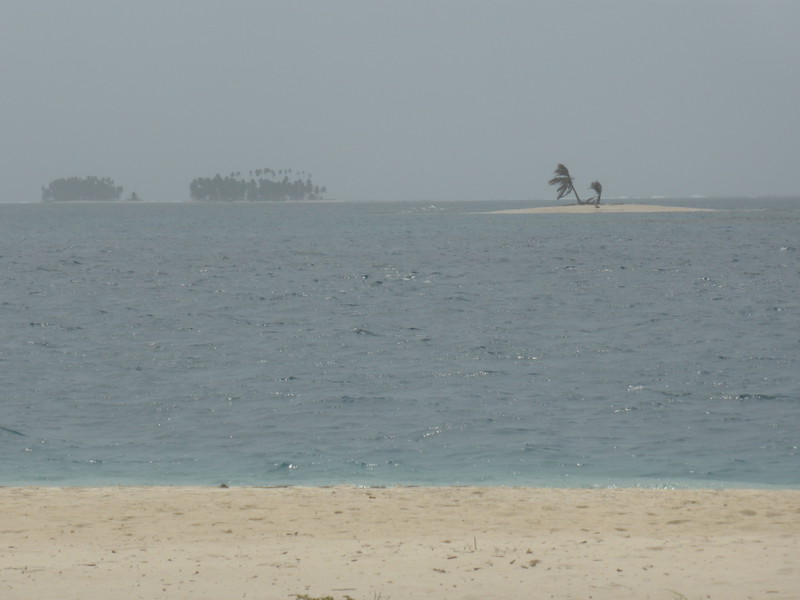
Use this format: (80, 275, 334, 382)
(41, 168, 326, 202)
(189, 168, 325, 202)
(41, 176, 124, 202)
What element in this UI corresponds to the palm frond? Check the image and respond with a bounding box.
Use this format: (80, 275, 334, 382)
(555, 182, 571, 200)
(548, 164, 576, 201)
(588, 180, 602, 205)
(553, 163, 570, 177)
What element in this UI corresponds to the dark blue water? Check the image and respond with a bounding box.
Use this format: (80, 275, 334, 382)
(1, 198, 798, 488)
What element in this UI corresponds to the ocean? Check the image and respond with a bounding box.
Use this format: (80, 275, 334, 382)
(1, 198, 798, 488)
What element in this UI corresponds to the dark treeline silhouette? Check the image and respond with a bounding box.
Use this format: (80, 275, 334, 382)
(42, 176, 123, 202)
(548, 164, 602, 205)
(189, 168, 326, 202)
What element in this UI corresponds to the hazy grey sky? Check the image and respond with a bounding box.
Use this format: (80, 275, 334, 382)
(3, 1, 799, 202)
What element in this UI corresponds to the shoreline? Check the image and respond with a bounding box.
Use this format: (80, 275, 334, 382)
(3, 486, 798, 599)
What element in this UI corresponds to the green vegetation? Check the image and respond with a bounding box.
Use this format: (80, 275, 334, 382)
(42, 176, 123, 202)
(548, 163, 603, 205)
(190, 168, 325, 202)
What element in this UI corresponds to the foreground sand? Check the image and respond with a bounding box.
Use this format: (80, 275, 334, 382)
(1, 486, 798, 600)
(486, 203, 718, 214)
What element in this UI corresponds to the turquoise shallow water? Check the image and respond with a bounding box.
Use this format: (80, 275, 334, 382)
(1, 198, 798, 488)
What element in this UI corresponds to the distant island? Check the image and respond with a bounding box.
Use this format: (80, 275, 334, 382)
(189, 168, 326, 202)
(42, 176, 123, 202)
(39, 168, 326, 202)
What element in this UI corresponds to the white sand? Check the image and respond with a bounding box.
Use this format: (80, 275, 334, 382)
(486, 203, 717, 214)
(1, 486, 798, 599)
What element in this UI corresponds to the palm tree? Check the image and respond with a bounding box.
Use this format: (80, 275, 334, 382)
(548, 163, 583, 204)
(589, 181, 602, 205)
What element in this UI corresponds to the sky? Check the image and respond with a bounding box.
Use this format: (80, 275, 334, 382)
(2, 0, 799, 202)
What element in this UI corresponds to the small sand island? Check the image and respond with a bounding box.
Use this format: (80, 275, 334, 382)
(487, 203, 717, 214)
(487, 164, 717, 214)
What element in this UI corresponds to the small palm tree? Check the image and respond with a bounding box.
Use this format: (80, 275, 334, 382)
(548, 164, 583, 204)
(589, 181, 602, 205)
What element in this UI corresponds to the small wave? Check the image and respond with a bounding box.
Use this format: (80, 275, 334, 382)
(734, 393, 779, 401)
(353, 327, 380, 336)
(0, 425, 25, 436)
(271, 462, 300, 472)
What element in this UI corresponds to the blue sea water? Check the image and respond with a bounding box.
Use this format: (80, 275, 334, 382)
(1, 198, 798, 488)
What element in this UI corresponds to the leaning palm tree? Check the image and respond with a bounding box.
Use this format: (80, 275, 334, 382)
(548, 163, 583, 204)
(589, 181, 602, 205)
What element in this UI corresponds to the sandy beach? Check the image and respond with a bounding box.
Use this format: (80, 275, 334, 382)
(1, 486, 798, 600)
(486, 204, 718, 214)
